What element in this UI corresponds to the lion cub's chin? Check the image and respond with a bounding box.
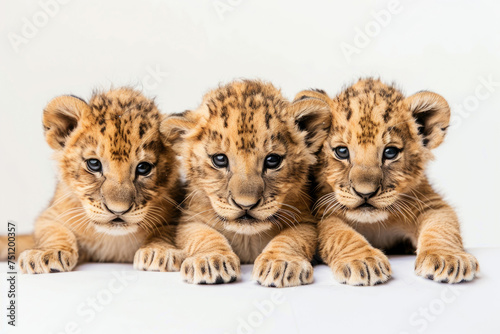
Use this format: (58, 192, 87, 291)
(223, 221, 274, 235)
(92, 223, 139, 236)
(345, 210, 389, 224)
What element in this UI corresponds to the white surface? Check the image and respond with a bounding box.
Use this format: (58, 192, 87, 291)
(0, 0, 500, 247)
(0, 247, 498, 334)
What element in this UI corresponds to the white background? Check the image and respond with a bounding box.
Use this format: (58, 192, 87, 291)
(1, 0, 499, 247)
(2, 250, 500, 334)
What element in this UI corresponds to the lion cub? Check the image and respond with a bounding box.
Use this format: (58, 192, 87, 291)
(162, 80, 330, 287)
(297, 78, 479, 285)
(9, 88, 184, 273)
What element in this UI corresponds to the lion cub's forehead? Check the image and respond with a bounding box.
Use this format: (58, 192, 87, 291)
(79, 88, 161, 161)
(332, 79, 412, 145)
(201, 81, 291, 152)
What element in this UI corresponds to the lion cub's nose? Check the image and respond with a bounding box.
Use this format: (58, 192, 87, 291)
(104, 204, 132, 215)
(104, 203, 133, 215)
(353, 188, 379, 200)
(232, 197, 262, 211)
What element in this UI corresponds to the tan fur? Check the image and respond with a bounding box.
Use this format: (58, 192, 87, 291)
(8, 88, 184, 274)
(297, 78, 479, 285)
(0, 235, 35, 260)
(163, 80, 330, 287)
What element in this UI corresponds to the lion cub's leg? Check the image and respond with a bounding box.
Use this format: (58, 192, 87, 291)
(252, 223, 316, 288)
(176, 222, 240, 284)
(318, 216, 391, 286)
(18, 212, 79, 274)
(134, 225, 186, 272)
(415, 208, 479, 283)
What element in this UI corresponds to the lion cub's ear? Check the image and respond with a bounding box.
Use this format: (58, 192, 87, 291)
(43, 95, 88, 150)
(405, 91, 451, 150)
(160, 110, 198, 150)
(290, 90, 332, 153)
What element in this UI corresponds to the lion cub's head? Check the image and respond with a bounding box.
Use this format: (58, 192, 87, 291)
(163, 80, 330, 235)
(297, 78, 451, 223)
(44, 88, 179, 235)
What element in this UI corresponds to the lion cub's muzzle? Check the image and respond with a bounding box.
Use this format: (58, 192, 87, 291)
(100, 179, 136, 220)
(349, 164, 383, 209)
(227, 176, 265, 222)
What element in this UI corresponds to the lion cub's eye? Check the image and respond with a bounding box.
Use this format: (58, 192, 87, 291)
(383, 147, 400, 160)
(264, 154, 282, 169)
(334, 146, 349, 160)
(86, 159, 102, 172)
(212, 154, 229, 168)
(136, 162, 153, 176)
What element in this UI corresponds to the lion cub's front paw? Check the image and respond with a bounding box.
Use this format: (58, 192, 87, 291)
(134, 247, 185, 272)
(18, 249, 77, 274)
(415, 250, 479, 283)
(330, 247, 391, 286)
(181, 252, 240, 284)
(252, 254, 313, 288)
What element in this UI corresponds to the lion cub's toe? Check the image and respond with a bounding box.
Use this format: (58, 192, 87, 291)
(330, 248, 391, 286)
(181, 252, 240, 284)
(252, 254, 313, 288)
(134, 247, 185, 272)
(415, 250, 479, 283)
(19, 249, 77, 274)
